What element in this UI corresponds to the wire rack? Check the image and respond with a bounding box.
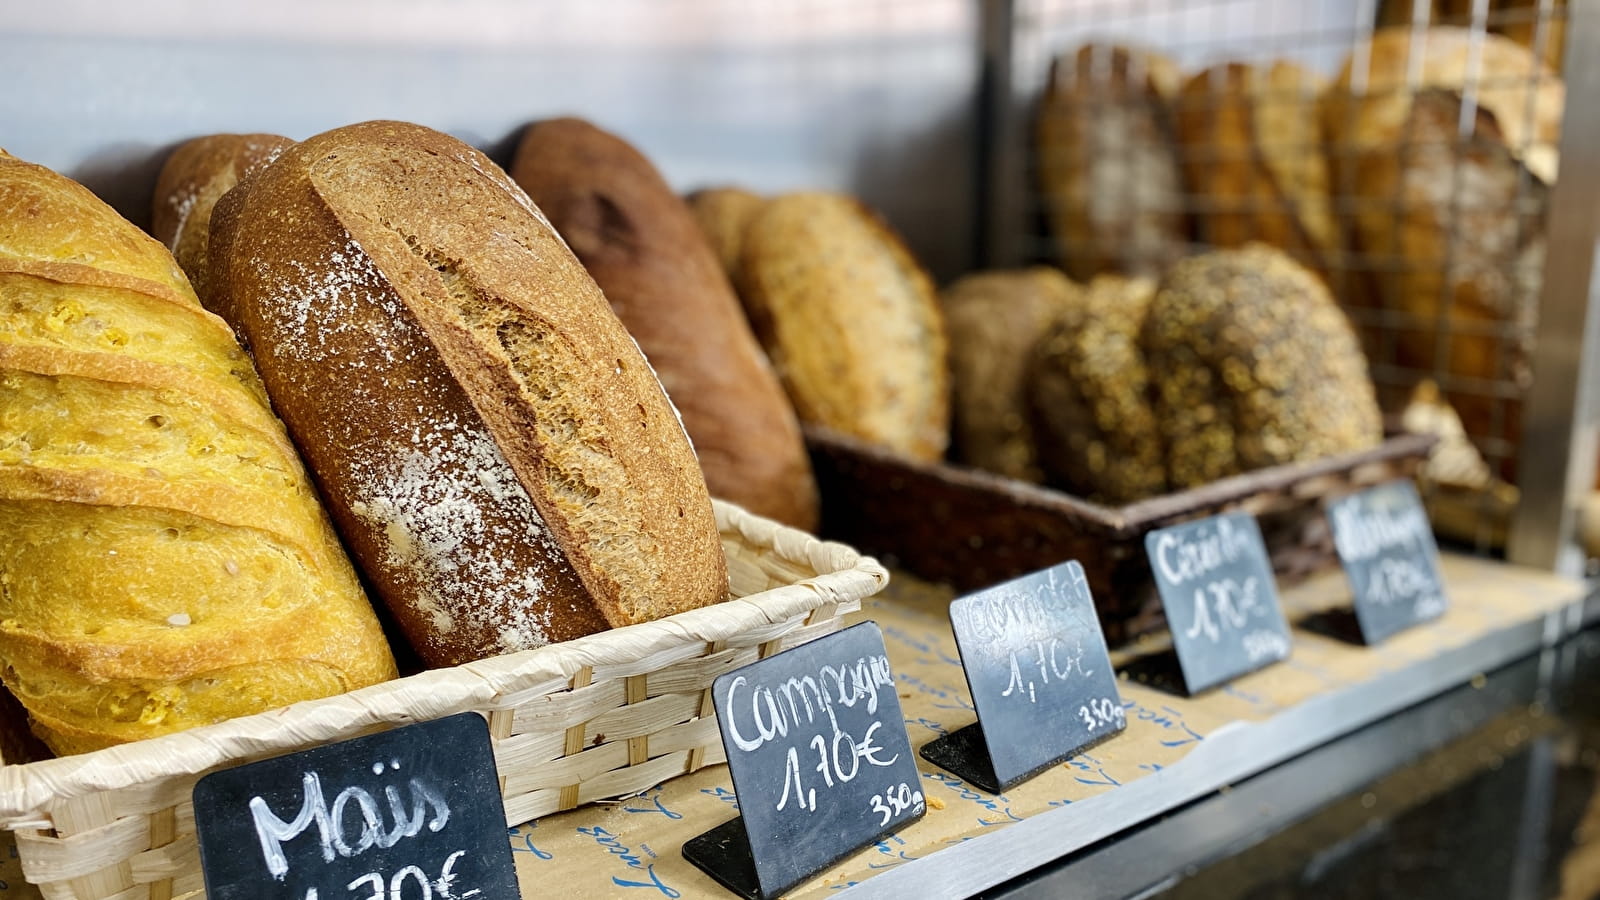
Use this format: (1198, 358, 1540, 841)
(985, 0, 1594, 564)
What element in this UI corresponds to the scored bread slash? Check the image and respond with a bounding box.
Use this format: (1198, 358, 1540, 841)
(208, 120, 727, 668)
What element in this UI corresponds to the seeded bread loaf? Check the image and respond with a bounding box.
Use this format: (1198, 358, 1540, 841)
(1144, 245, 1383, 489)
(1028, 275, 1166, 504)
(0, 149, 396, 755)
(509, 119, 818, 531)
(1036, 44, 1188, 280)
(1174, 61, 1336, 278)
(738, 192, 950, 461)
(941, 266, 1080, 482)
(209, 121, 727, 668)
(150, 133, 294, 319)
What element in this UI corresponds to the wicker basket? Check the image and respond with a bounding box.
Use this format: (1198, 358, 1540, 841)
(0, 500, 885, 900)
(808, 426, 1435, 644)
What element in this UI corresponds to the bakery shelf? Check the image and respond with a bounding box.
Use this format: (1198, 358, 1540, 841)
(479, 555, 1590, 898)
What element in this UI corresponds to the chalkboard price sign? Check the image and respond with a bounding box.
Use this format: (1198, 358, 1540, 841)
(683, 622, 924, 899)
(194, 713, 521, 900)
(1328, 480, 1449, 644)
(1146, 512, 1292, 694)
(920, 560, 1125, 793)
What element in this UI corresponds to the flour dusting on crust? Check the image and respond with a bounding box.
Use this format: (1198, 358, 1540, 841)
(259, 234, 568, 656)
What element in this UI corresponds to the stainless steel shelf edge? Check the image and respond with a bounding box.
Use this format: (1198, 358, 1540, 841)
(840, 591, 1589, 899)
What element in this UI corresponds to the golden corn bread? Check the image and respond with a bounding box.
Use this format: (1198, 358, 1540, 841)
(941, 266, 1080, 482)
(1143, 245, 1383, 489)
(1036, 44, 1188, 281)
(686, 186, 763, 283)
(209, 122, 728, 668)
(1325, 27, 1562, 479)
(509, 119, 818, 531)
(1029, 274, 1166, 504)
(1174, 61, 1336, 279)
(0, 149, 396, 755)
(738, 191, 950, 461)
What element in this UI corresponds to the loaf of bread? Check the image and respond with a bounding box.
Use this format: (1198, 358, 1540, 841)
(209, 121, 727, 668)
(1036, 44, 1188, 281)
(1144, 245, 1383, 489)
(941, 266, 1080, 482)
(151, 133, 294, 319)
(738, 191, 950, 461)
(1028, 275, 1166, 504)
(1174, 61, 1337, 278)
(508, 119, 818, 531)
(686, 186, 764, 284)
(0, 150, 396, 755)
(1325, 27, 1562, 477)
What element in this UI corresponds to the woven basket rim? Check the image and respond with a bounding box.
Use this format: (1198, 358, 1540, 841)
(0, 500, 886, 826)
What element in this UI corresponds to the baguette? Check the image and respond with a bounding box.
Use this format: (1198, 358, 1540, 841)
(510, 119, 818, 530)
(0, 149, 395, 754)
(209, 121, 727, 668)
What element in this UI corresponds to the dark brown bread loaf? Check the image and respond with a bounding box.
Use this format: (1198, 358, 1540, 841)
(509, 118, 818, 531)
(209, 121, 728, 668)
(150, 133, 294, 319)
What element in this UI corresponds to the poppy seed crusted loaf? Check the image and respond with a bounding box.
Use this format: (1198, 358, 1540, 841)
(1029, 274, 1166, 504)
(1143, 245, 1382, 489)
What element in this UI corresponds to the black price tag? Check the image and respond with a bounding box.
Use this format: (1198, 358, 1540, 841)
(920, 560, 1124, 792)
(682, 622, 925, 899)
(1146, 512, 1292, 694)
(194, 712, 520, 900)
(1328, 480, 1449, 644)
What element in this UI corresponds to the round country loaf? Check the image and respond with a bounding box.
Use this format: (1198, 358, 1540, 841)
(941, 266, 1081, 483)
(1143, 245, 1383, 489)
(208, 121, 728, 668)
(738, 191, 950, 462)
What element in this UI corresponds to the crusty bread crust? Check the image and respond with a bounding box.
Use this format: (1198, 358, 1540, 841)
(209, 122, 727, 667)
(941, 266, 1080, 483)
(510, 119, 818, 531)
(151, 133, 293, 319)
(0, 149, 396, 754)
(738, 192, 950, 462)
(1174, 62, 1336, 278)
(686, 186, 764, 282)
